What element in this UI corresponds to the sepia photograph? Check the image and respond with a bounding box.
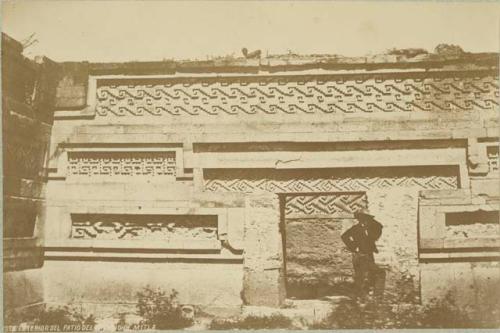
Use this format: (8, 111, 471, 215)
(1, 0, 499, 331)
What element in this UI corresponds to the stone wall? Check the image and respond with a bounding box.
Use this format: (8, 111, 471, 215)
(43, 182, 247, 313)
(420, 261, 500, 315)
(43, 261, 244, 317)
(368, 188, 421, 301)
(2, 33, 58, 313)
(3, 36, 498, 316)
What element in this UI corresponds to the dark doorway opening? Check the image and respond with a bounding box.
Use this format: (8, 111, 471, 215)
(280, 192, 368, 299)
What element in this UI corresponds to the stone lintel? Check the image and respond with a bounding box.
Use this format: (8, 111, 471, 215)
(190, 148, 465, 170)
(420, 237, 500, 250)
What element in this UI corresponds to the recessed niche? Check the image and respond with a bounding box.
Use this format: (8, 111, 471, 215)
(445, 210, 499, 239)
(445, 210, 499, 226)
(71, 214, 218, 240)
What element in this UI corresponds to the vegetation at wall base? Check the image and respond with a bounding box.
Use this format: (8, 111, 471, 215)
(4, 304, 96, 327)
(311, 291, 500, 329)
(136, 286, 194, 329)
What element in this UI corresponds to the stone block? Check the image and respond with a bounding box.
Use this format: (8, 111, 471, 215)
(367, 188, 419, 269)
(486, 126, 500, 138)
(43, 261, 244, 308)
(243, 193, 285, 306)
(44, 205, 71, 239)
(452, 127, 487, 139)
(471, 178, 500, 197)
(419, 189, 471, 199)
(418, 207, 440, 240)
(484, 117, 499, 129)
(194, 192, 246, 208)
(420, 262, 500, 313)
(227, 208, 245, 250)
(242, 268, 285, 307)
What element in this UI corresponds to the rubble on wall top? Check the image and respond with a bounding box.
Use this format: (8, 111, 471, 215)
(2, 32, 498, 77)
(87, 44, 498, 75)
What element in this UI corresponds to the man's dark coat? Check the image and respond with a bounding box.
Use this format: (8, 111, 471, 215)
(341, 217, 383, 254)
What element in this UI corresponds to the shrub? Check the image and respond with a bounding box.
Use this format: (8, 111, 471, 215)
(136, 286, 193, 329)
(419, 292, 474, 328)
(311, 297, 417, 329)
(209, 314, 294, 330)
(312, 290, 498, 329)
(310, 269, 499, 329)
(115, 313, 128, 331)
(35, 305, 96, 327)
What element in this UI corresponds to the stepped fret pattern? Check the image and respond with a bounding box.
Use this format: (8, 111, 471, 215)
(68, 152, 176, 177)
(205, 175, 458, 193)
(95, 74, 499, 117)
(71, 215, 218, 240)
(72, 221, 217, 240)
(285, 193, 367, 217)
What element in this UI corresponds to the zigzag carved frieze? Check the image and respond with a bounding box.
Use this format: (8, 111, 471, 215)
(95, 73, 499, 117)
(204, 168, 459, 193)
(285, 193, 367, 217)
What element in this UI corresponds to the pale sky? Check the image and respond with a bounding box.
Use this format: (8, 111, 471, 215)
(2, 1, 499, 62)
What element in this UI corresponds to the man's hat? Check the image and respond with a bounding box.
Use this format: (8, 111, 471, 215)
(353, 209, 375, 220)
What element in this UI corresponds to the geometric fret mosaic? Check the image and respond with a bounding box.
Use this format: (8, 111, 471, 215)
(71, 214, 217, 240)
(204, 170, 459, 193)
(67, 151, 176, 177)
(95, 73, 499, 117)
(285, 193, 367, 217)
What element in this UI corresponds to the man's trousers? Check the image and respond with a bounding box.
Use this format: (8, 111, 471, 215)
(352, 252, 380, 295)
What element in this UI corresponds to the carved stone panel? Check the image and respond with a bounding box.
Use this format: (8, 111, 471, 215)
(71, 214, 218, 240)
(95, 73, 499, 117)
(67, 151, 176, 178)
(285, 192, 366, 218)
(205, 167, 459, 193)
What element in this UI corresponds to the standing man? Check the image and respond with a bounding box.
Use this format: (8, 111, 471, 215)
(341, 209, 383, 296)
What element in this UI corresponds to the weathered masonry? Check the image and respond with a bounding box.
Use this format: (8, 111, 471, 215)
(3, 33, 499, 315)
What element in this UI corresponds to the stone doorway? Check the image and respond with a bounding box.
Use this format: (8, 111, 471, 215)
(281, 192, 368, 299)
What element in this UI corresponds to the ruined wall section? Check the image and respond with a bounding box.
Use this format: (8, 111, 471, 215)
(2, 33, 60, 312)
